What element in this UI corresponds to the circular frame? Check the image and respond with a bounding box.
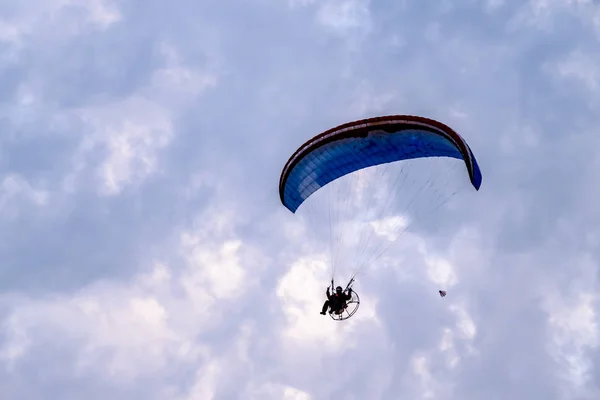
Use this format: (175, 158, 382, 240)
(329, 290, 360, 321)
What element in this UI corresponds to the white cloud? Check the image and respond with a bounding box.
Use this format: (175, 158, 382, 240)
(409, 354, 438, 399)
(181, 360, 220, 400)
(370, 215, 410, 241)
(0, 0, 121, 48)
(314, 0, 372, 48)
(426, 255, 458, 289)
(276, 256, 342, 345)
(542, 257, 600, 398)
(77, 0, 122, 28)
(62, 44, 217, 195)
(151, 42, 219, 105)
(0, 174, 49, 219)
(3, 0, 600, 398)
(0, 270, 209, 380)
(317, 0, 371, 31)
(553, 50, 600, 91)
(0, 200, 258, 387)
(181, 237, 246, 299)
(74, 96, 174, 195)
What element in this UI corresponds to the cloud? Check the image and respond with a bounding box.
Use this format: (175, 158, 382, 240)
(316, 0, 372, 33)
(2, 0, 600, 399)
(0, 174, 48, 218)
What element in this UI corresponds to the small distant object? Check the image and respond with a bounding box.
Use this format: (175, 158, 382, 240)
(439, 290, 447, 297)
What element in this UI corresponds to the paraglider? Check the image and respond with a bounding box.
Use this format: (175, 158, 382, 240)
(278, 115, 482, 321)
(320, 279, 360, 320)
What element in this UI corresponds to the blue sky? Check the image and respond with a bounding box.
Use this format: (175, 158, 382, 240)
(1, 0, 600, 399)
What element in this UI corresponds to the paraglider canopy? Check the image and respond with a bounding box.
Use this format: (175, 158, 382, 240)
(279, 115, 482, 213)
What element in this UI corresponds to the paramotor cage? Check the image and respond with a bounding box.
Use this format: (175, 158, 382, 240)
(330, 288, 360, 321)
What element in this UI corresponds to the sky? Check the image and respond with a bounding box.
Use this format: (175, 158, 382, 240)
(1, 0, 600, 399)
